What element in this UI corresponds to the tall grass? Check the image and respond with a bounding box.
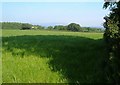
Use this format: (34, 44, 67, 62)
(2, 30, 106, 83)
(0, 29, 2, 84)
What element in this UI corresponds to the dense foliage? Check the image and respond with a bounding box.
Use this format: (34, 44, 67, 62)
(21, 23, 32, 30)
(1, 22, 44, 30)
(81, 27, 104, 32)
(67, 23, 81, 31)
(47, 23, 103, 32)
(103, 1, 120, 84)
(1, 22, 103, 32)
(1, 22, 22, 30)
(53, 25, 67, 31)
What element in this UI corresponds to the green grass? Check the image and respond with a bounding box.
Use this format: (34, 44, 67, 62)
(0, 29, 2, 84)
(2, 30, 103, 39)
(2, 30, 107, 83)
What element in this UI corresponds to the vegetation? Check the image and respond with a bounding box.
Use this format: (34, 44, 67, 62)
(21, 23, 32, 30)
(2, 30, 106, 83)
(81, 27, 104, 32)
(1, 22, 104, 32)
(53, 25, 67, 31)
(1, 1, 120, 84)
(103, 1, 120, 84)
(1, 22, 22, 30)
(67, 23, 81, 32)
(0, 22, 44, 30)
(47, 26, 54, 30)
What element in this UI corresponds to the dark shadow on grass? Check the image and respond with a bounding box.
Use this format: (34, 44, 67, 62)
(2, 35, 107, 83)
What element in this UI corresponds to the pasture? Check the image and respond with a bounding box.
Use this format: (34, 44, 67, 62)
(2, 30, 107, 83)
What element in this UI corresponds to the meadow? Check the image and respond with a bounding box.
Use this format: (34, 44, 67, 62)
(2, 30, 107, 83)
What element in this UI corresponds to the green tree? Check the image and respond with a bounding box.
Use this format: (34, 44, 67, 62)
(67, 23, 81, 32)
(47, 26, 53, 30)
(37, 25, 45, 30)
(103, 1, 120, 84)
(21, 23, 32, 30)
(1, 22, 22, 30)
(53, 25, 67, 30)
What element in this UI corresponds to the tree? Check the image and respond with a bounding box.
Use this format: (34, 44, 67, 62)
(21, 23, 32, 30)
(53, 25, 67, 30)
(1, 22, 22, 30)
(37, 25, 45, 30)
(67, 23, 81, 32)
(103, 1, 120, 84)
(47, 26, 53, 30)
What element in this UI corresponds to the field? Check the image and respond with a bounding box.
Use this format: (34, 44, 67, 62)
(2, 30, 106, 83)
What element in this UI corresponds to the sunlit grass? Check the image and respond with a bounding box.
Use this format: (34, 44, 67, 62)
(2, 30, 103, 39)
(2, 30, 106, 83)
(2, 50, 67, 83)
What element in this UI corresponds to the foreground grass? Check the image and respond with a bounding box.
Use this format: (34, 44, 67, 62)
(2, 52, 67, 83)
(2, 30, 106, 83)
(0, 54, 1, 84)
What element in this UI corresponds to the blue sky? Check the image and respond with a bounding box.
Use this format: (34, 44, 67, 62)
(2, 2, 109, 27)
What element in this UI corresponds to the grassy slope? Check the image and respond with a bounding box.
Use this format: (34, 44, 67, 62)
(2, 30, 106, 83)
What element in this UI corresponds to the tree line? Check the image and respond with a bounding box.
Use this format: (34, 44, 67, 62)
(1, 22, 44, 30)
(1, 22, 104, 32)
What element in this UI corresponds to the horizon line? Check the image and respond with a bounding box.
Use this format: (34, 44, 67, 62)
(0, 21, 104, 28)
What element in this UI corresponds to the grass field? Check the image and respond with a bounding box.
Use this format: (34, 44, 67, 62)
(0, 29, 2, 84)
(2, 30, 107, 83)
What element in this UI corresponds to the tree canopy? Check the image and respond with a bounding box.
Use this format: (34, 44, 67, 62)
(103, 1, 120, 84)
(67, 23, 81, 32)
(21, 23, 32, 30)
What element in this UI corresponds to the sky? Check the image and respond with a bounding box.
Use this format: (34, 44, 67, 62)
(1, 2, 109, 28)
(0, 0, 105, 2)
